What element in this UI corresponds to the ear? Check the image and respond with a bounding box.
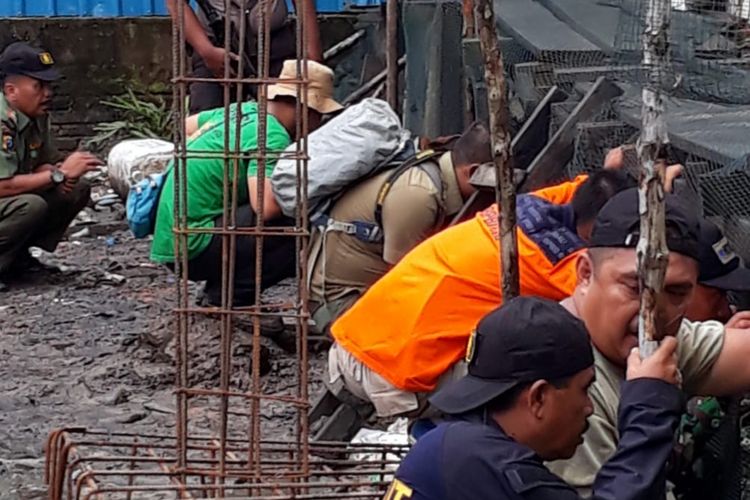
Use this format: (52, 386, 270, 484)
(576, 251, 594, 288)
(525, 380, 549, 419)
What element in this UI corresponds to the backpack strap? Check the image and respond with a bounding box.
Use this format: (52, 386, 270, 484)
(373, 149, 446, 230)
(310, 149, 446, 246)
(310, 214, 383, 243)
(193, 0, 226, 45)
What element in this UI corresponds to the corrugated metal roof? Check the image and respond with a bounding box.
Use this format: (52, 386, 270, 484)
(0, 0, 168, 16)
(0, 0, 384, 16)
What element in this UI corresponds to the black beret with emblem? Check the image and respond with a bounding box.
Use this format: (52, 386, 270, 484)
(0, 42, 61, 82)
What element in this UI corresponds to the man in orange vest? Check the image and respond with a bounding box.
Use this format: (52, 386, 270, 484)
(327, 168, 636, 417)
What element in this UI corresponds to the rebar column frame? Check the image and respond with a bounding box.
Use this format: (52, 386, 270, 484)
(169, 0, 313, 490)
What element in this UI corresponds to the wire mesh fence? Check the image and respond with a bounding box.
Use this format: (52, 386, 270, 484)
(492, 0, 750, 260)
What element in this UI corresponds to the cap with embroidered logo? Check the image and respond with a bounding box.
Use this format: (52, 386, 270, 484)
(0, 42, 61, 82)
(698, 219, 750, 291)
(589, 187, 701, 261)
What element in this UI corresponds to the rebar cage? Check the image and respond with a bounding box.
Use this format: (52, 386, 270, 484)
(44, 1, 407, 497)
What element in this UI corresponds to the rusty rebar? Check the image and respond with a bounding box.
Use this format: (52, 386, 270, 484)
(293, 0, 312, 481)
(45, 428, 407, 499)
(172, 0, 190, 482)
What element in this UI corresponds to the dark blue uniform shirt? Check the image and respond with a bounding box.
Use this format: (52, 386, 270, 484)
(386, 378, 682, 500)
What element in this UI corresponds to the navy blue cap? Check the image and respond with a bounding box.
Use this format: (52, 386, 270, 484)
(590, 188, 701, 261)
(698, 219, 750, 291)
(429, 297, 594, 415)
(0, 42, 61, 82)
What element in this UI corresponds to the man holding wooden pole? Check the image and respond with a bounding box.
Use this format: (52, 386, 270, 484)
(548, 0, 750, 486)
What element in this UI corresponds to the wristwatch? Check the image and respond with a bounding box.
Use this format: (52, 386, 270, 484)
(50, 168, 66, 185)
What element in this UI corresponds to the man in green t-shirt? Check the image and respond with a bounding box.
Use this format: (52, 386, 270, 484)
(151, 60, 342, 306)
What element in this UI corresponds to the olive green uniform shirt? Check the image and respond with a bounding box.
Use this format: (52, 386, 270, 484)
(547, 319, 725, 496)
(309, 152, 465, 306)
(0, 93, 59, 179)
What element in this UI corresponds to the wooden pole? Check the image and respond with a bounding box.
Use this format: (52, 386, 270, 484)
(636, 0, 671, 357)
(475, 0, 520, 299)
(323, 29, 366, 62)
(386, 0, 399, 110)
(463, 0, 476, 36)
(462, 0, 477, 125)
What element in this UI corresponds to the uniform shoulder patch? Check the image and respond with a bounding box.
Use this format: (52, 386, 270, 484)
(2, 133, 15, 153)
(383, 479, 413, 500)
(2, 115, 17, 131)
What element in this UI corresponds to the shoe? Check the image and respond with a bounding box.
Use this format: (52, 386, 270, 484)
(11, 252, 59, 275)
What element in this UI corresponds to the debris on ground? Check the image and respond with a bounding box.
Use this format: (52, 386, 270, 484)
(0, 175, 326, 499)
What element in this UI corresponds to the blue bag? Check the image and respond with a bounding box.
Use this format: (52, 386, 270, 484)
(126, 172, 166, 239)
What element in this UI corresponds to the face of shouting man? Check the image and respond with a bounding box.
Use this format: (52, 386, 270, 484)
(565, 188, 701, 367)
(573, 247, 698, 366)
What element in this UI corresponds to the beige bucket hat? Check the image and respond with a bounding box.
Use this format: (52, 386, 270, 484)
(268, 60, 343, 115)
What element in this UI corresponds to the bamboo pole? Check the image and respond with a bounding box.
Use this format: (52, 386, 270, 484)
(636, 0, 671, 357)
(475, 0, 519, 299)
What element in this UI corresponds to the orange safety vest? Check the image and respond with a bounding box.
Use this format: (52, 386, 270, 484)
(330, 175, 589, 392)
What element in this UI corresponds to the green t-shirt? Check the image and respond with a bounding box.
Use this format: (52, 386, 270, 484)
(150, 102, 291, 263)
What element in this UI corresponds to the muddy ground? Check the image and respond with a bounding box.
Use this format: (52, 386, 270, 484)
(0, 177, 326, 499)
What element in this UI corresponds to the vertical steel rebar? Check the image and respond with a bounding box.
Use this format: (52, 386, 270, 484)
(475, 0, 519, 300)
(292, 0, 312, 481)
(249, 0, 272, 486)
(385, 0, 399, 110)
(636, 0, 671, 358)
(172, 0, 190, 484)
(231, 0, 250, 492)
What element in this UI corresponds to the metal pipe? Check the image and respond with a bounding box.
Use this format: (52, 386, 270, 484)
(475, 0, 519, 299)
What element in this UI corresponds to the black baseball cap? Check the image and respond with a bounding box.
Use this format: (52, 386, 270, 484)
(698, 219, 750, 291)
(429, 297, 594, 415)
(589, 187, 701, 261)
(0, 42, 61, 82)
